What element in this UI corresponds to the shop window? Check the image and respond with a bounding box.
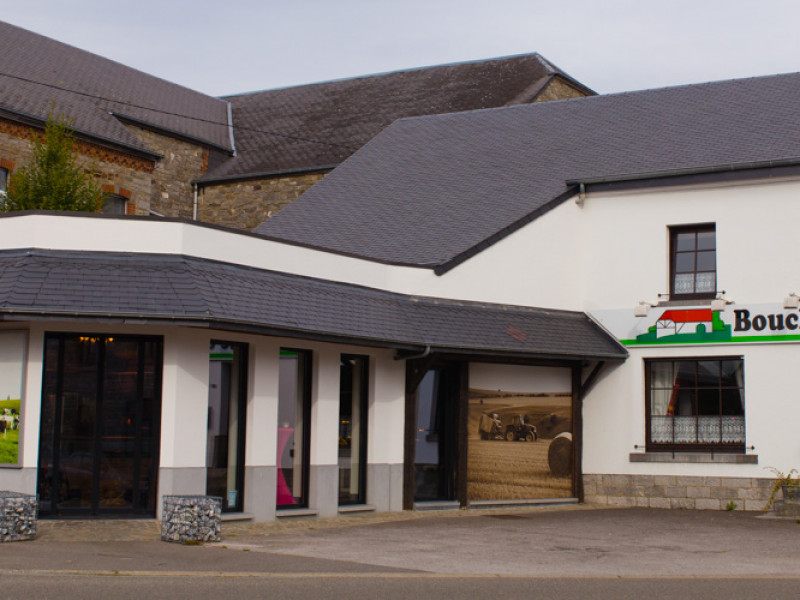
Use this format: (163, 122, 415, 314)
(37, 333, 163, 516)
(645, 357, 744, 452)
(670, 224, 716, 299)
(102, 194, 127, 215)
(206, 341, 248, 513)
(277, 349, 312, 508)
(339, 355, 368, 505)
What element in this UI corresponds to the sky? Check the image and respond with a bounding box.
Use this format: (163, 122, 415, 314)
(3, 0, 800, 97)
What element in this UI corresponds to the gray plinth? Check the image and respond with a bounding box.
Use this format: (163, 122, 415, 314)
(161, 495, 221, 543)
(0, 491, 37, 542)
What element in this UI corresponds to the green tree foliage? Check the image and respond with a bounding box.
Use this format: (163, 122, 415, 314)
(3, 115, 104, 212)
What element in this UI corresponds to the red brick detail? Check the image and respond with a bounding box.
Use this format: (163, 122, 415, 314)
(125, 201, 136, 215)
(0, 158, 15, 171)
(102, 184, 115, 194)
(201, 148, 209, 174)
(0, 116, 156, 173)
(118, 187, 132, 200)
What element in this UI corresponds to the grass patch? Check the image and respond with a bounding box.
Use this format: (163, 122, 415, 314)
(0, 434, 19, 464)
(0, 399, 20, 412)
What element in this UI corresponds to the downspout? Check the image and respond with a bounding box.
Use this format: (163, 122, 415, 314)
(395, 344, 431, 361)
(192, 183, 198, 221)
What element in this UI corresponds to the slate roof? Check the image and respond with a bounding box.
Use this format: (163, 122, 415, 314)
(0, 21, 233, 153)
(201, 53, 592, 181)
(256, 72, 800, 268)
(0, 249, 625, 360)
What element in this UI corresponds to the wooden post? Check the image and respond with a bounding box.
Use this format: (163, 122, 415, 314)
(456, 361, 469, 508)
(571, 365, 584, 501)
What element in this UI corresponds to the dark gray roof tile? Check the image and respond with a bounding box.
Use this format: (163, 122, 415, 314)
(203, 53, 591, 180)
(0, 21, 232, 152)
(0, 249, 625, 360)
(256, 72, 800, 266)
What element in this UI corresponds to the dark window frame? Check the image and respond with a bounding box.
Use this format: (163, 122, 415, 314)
(277, 348, 312, 509)
(206, 340, 248, 513)
(338, 354, 369, 506)
(644, 356, 745, 453)
(669, 223, 717, 300)
(37, 332, 163, 517)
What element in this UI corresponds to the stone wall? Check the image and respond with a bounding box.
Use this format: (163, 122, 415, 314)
(583, 474, 773, 511)
(0, 118, 154, 215)
(199, 171, 327, 231)
(125, 125, 210, 219)
(535, 76, 592, 103)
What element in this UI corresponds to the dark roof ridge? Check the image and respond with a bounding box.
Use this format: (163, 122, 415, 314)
(0, 20, 225, 103)
(222, 52, 553, 98)
(388, 69, 800, 127)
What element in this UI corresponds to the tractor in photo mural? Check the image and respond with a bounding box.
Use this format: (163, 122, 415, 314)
(478, 413, 537, 442)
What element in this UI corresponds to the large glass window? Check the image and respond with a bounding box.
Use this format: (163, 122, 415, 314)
(670, 224, 716, 299)
(206, 341, 248, 512)
(38, 333, 162, 516)
(339, 355, 368, 505)
(276, 349, 311, 508)
(646, 357, 744, 452)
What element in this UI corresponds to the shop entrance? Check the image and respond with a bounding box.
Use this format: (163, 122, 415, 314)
(412, 365, 464, 503)
(37, 333, 162, 517)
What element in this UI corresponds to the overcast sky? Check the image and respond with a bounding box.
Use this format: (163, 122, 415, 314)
(3, 0, 800, 97)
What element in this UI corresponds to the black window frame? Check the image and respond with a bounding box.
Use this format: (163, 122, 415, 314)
(206, 340, 248, 513)
(0, 167, 8, 198)
(276, 348, 312, 509)
(644, 356, 745, 453)
(669, 223, 717, 300)
(338, 354, 369, 506)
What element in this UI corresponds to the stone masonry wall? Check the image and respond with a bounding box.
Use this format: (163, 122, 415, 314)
(535, 76, 592, 103)
(199, 171, 327, 231)
(584, 474, 773, 511)
(0, 118, 154, 215)
(124, 125, 210, 219)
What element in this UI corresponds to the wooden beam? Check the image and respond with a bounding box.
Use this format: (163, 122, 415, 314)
(571, 366, 584, 501)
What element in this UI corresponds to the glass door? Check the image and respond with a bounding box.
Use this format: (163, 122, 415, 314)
(38, 333, 162, 517)
(414, 368, 458, 502)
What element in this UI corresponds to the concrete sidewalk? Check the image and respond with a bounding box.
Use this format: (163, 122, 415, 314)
(1, 506, 799, 577)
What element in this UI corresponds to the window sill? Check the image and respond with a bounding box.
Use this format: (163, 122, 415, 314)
(276, 507, 318, 518)
(338, 504, 375, 514)
(657, 298, 713, 307)
(629, 452, 757, 464)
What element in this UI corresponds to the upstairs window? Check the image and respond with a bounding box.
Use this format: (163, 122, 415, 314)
(670, 224, 716, 299)
(102, 194, 127, 215)
(0, 167, 7, 199)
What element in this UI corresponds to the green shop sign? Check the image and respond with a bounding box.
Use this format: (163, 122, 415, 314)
(618, 306, 800, 346)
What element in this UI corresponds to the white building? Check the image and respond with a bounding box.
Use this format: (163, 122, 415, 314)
(1, 71, 799, 518)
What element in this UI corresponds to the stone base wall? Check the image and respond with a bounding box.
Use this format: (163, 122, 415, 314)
(0, 491, 37, 542)
(199, 171, 327, 231)
(584, 474, 773, 511)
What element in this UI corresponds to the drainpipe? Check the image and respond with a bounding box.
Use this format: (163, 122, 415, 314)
(192, 183, 198, 221)
(395, 345, 431, 361)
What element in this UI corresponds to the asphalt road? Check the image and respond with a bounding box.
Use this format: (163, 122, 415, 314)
(0, 507, 798, 599)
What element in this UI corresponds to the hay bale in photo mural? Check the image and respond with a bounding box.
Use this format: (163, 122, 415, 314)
(547, 431, 572, 477)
